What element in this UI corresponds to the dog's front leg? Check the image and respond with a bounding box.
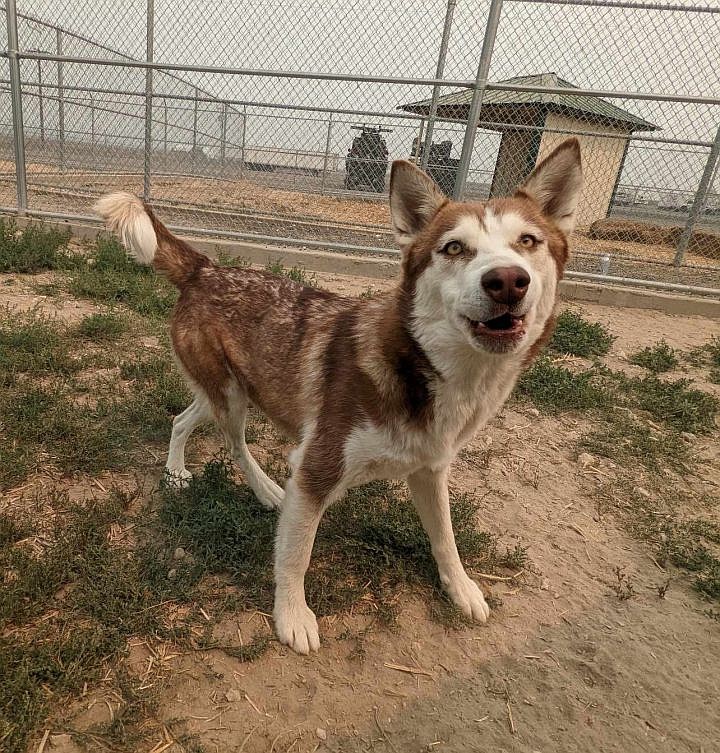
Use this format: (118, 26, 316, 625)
(273, 476, 326, 654)
(408, 467, 490, 623)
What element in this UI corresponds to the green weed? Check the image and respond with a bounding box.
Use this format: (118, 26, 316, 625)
(69, 237, 177, 318)
(549, 310, 614, 358)
(75, 311, 127, 341)
(629, 340, 679, 373)
(0, 219, 77, 273)
(516, 356, 612, 413)
(265, 259, 318, 287)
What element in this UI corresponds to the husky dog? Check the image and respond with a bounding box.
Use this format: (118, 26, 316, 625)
(95, 137, 582, 653)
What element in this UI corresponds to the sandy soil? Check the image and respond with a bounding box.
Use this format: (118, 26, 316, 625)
(4, 268, 718, 753)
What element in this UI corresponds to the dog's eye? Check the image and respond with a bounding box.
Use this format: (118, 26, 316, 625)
(518, 234, 537, 248)
(443, 241, 463, 256)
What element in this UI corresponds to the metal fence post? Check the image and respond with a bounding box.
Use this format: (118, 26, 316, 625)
(320, 113, 333, 194)
(421, 0, 456, 171)
(57, 28, 65, 172)
(90, 93, 95, 146)
(143, 0, 154, 200)
(37, 58, 45, 143)
(163, 98, 168, 155)
(220, 101, 227, 166)
(452, 0, 503, 200)
(674, 125, 720, 266)
(5, 0, 27, 214)
(240, 106, 247, 178)
(192, 88, 199, 172)
(192, 88, 199, 150)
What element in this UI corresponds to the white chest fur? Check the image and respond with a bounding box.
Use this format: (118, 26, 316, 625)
(342, 354, 521, 487)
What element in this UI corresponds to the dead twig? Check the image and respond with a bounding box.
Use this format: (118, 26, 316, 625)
(506, 700, 515, 735)
(384, 662, 433, 678)
(36, 730, 51, 753)
(238, 723, 262, 753)
(374, 707, 399, 753)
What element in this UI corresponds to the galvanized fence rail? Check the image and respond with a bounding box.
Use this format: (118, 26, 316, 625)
(1, 0, 719, 294)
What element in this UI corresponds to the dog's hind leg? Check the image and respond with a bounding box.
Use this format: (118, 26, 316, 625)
(165, 396, 212, 484)
(217, 383, 284, 510)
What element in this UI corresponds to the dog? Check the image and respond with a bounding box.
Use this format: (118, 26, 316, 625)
(94, 137, 582, 654)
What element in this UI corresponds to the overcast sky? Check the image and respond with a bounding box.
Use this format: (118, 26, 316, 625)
(6, 0, 720, 192)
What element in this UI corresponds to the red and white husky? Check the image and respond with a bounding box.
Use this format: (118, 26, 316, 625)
(95, 138, 582, 654)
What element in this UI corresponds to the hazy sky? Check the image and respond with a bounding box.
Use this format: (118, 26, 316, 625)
(6, 0, 720, 192)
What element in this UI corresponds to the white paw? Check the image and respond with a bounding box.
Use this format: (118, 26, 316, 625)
(255, 480, 285, 510)
(164, 467, 193, 487)
(444, 574, 490, 623)
(274, 598, 320, 654)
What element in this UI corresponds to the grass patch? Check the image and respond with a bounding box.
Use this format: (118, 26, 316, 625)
(598, 480, 720, 610)
(629, 340, 679, 373)
(265, 259, 318, 287)
(579, 416, 688, 472)
(0, 488, 208, 753)
(75, 311, 127, 341)
(0, 310, 188, 488)
(0, 219, 78, 273)
(159, 458, 526, 625)
(630, 375, 719, 435)
(516, 356, 612, 413)
(69, 237, 177, 318)
(119, 355, 190, 442)
(687, 337, 720, 384)
(548, 310, 614, 357)
(0, 307, 78, 383)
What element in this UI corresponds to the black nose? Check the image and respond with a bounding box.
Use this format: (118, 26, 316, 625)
(481, 266, 531, 305)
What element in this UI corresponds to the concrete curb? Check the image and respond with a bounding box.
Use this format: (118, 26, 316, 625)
(6, 215, 720, 319)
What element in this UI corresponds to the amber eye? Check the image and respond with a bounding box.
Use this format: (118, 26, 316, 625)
(519, 234, 537, 248)
(443, 241, 463, 256)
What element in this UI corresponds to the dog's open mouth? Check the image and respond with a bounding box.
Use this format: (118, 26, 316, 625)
(465, 312, 525, 341)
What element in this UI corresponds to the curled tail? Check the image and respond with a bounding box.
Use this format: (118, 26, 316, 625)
(93, 192, 208, 288)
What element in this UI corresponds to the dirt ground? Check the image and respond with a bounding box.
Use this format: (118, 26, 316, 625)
(6, 266, 718, 753)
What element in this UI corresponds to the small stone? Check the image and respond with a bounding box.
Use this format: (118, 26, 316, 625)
(634, 486, 651, 499)
(540, 578, 550, 591)
(316, 728, 327, 740)
(681, 432, 696, 443)
(167, 568, 177, 579)
(577, 452, 595, 468)
(173, 547, 186, 561)
(225, 688, 242, 703)
(526, 407, 540, 417)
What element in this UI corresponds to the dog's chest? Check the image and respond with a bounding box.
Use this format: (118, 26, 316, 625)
(343, 368, 516, 482)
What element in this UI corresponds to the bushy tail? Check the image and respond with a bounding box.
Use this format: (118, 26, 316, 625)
(93, 192, 208, 287)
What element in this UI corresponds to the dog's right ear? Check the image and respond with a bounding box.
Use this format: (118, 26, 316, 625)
(389, 160, 447, 250)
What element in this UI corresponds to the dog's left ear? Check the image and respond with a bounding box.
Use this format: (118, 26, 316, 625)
(518, 138, 583, 235)
(389, 160, 447, 249)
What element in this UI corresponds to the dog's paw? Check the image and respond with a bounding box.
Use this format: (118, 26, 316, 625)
(164, 467, 193, 488)
(255, 479, 285, 510)
(274, 599, 320, 655)
(445, 574, 490, 623)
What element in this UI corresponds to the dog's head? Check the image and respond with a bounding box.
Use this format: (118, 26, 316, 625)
(390, 138, 582, 357)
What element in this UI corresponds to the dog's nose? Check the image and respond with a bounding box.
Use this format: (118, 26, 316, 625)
(481, 266, 531, 305)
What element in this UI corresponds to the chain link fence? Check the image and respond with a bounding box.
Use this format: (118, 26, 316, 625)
(1, 0, 719, 294)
